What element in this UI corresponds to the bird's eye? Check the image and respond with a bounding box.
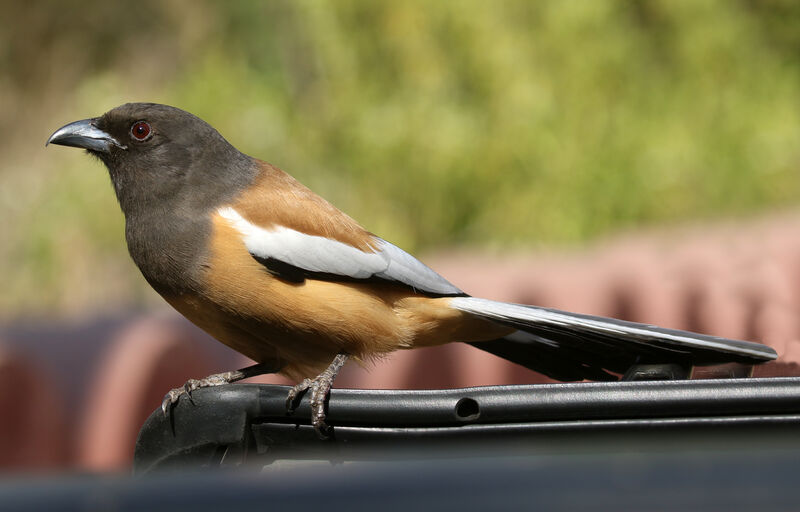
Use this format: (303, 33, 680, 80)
(130, 121, 152, 141)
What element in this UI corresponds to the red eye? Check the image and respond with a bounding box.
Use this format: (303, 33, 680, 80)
(131, 121, 152, 140)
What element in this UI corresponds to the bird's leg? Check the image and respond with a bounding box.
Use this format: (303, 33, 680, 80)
(285, 352, 349, 439)
(161, 362, 277, 416)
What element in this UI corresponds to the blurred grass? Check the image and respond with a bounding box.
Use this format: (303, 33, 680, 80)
(1, 0, 799, 319)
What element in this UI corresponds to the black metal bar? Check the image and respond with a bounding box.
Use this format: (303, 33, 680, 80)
(134, 377, 800, 474)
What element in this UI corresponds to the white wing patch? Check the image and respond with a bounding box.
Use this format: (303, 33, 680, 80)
(218, 207, 462, 295)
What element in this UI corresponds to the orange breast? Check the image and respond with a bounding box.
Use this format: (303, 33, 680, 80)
(166, 201, 511, 381)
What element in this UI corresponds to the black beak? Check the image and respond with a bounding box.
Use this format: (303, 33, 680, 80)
(46, 118, 126, 153)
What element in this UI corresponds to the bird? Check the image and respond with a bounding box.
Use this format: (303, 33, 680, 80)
(47, 103, 777, 437)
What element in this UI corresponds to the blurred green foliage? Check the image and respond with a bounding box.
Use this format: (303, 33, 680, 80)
(1, 0, 799, 318)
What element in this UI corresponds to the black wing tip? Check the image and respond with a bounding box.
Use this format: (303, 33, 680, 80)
(520, 303, 780, 363)
(750, 344, 779, 361)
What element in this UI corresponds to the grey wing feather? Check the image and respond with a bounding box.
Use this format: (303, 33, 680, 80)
(373, 238, 463, 296)
(224, 204, 463, 295)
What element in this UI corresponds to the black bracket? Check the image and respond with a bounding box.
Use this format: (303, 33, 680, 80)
(134, 377, 800, 474)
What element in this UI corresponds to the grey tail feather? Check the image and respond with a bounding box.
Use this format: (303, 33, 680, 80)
(453, 297, 777, 382)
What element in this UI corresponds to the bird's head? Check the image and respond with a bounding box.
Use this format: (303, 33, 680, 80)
(47, 103, 255, 214)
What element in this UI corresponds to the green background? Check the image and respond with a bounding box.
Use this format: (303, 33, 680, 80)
(2, 0, 799, 319)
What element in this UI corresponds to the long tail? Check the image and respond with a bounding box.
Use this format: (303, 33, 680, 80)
(450, 297, 778, 381)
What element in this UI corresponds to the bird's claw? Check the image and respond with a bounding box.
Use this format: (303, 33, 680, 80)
(285, 378, 313, 412)
(308, 378, 334, 439)
(284, 353, 348, 439)
(161, 387, 186, 416)
(160, 373, 238, 417)
(284, 377, 334, 439)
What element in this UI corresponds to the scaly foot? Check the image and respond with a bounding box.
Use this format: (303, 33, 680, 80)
(285, 353, 349, 439)
(161, 362, 278, 416)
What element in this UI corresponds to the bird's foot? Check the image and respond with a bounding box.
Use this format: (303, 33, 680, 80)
(285, 353, 349, 439)
(160, 362, 278, 417)
(285, 378, 314, 411)
(161, 370, 241, 416)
